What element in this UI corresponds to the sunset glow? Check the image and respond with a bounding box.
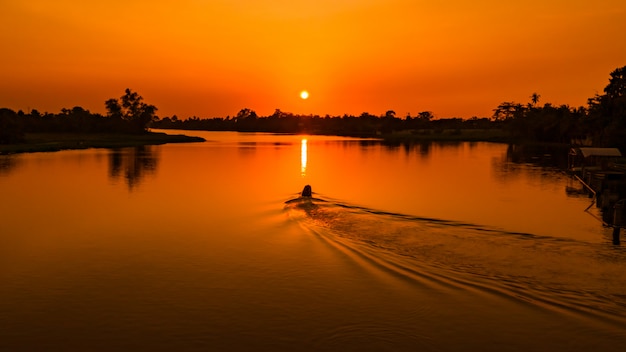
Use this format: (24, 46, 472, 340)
(300, 138, 308, 176)
(1, 0, 625, 119)
(300, 91, 309, 100)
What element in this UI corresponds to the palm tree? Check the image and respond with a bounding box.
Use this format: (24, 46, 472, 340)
(530, 92, 541, 107)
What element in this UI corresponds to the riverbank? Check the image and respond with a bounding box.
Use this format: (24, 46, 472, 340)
(0, 132, 205, 154)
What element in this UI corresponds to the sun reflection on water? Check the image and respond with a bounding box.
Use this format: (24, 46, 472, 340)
(301, 138, 307, 176)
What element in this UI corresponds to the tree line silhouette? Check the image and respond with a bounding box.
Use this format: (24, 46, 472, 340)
(492, 66, 626, 147)
(0, 89, 157, 144)
(153, 108, 495, 136)
(2, 66, 625, 149)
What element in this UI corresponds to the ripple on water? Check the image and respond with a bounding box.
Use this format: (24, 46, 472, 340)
(285, 195, 626, 334)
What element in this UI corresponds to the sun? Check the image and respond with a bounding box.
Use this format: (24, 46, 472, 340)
(300, 90, 309, 100)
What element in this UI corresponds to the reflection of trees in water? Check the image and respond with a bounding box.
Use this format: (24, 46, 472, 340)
(357, 139, 435, 158)
(492, 144, 571, 184)
(237, 141, 258, 157)
(492, 144, 597, 202)
(504, 144, 570, 169)
(0, 155, 21, 175)
(494, 144, 569, 177)
(382, 140, 476, 158)
(109, 146, 159, 190)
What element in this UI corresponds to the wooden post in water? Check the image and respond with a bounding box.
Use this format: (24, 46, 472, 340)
(613, 200, 624, 245)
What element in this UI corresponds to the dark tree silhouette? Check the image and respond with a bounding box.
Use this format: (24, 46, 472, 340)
(105, 89, 158, 133)
(417, 111, 434, 122)
(234, 108, 259, 131)
(587, 65, 626, 147)
(530, 93, 541, 106)
(0, 108, 24, 144)
(604, 66, 626, 99)
(235, 108, 257, 120)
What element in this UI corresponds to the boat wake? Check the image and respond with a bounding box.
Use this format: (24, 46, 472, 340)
(284, 192, 626, 331)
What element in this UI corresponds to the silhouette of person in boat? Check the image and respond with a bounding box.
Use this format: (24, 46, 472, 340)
(285, 185, 318, 207)
(301, 185, 312, 197)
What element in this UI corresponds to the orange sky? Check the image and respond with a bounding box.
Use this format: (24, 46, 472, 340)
(1, 0, 625, 119)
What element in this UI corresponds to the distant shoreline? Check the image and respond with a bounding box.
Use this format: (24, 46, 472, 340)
(0, 128, 572, 155)
(155, 127, 547, 145)
(0, 131, 205, 155)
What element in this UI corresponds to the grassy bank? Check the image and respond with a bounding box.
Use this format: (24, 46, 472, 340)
(0, 132, 205, 154)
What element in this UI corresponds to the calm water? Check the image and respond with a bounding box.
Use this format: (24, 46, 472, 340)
(1, 131, 625, 351)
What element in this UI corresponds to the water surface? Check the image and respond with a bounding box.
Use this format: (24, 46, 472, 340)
(1, 131, 624, 351)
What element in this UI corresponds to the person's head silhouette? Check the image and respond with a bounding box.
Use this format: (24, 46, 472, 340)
(301, 185, 312, 197)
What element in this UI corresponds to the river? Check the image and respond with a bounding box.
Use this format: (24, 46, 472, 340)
(1, 131, 625, 351)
